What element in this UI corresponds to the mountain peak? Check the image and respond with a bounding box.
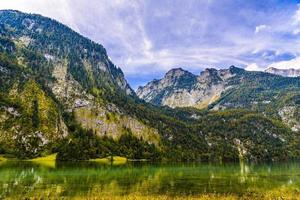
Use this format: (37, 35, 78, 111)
(137, 66, 238, 108)
(229, 66, 244, 74)
(165, 67, 189, 75)
(200, 68, 218, 76)
(165, 68, 195, 79)
(0, 9, 134, 95)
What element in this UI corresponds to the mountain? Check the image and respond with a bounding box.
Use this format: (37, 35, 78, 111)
(138, 66, 300, 131)
(265, 67, 300, 77)
(137, 66, 242, 108)
(137, 68, 198, 107)
(0, 10, 299, 162)
(0, 10, 157, 159)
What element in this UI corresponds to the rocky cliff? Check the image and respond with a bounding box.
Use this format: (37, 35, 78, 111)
(137, 66, 238, 108)
(0, 10, 158, 158)
(138, 66, 300, 131)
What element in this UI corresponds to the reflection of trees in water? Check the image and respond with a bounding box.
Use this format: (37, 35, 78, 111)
(0, 162, 300, 198)
(0, 162, 47, 198)
(237, 162, 300, 194)
(239, 161, 250, 183)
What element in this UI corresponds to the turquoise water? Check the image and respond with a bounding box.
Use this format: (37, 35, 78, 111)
(0, 161, 300, 199)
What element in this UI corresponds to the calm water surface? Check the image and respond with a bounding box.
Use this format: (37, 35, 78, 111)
(0, 161, 300, 199)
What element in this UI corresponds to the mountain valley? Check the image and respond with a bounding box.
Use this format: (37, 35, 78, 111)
(0, 10, 299, 162)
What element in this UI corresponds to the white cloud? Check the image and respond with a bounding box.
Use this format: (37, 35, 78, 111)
(0, 0, 80, 31)
(255, 25, 269, 34)
(245, 63, 265, 71)
(268, 57, 300, 70)
(2, 0, 300, 87)
(292, 28, 300, 35)
(246, 57, 300, 72)
(292, 4, 300, 25)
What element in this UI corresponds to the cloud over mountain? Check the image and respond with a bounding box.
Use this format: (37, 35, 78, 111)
(2, 0, 300, 88)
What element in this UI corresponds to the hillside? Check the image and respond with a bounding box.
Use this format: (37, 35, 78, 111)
(138, 66, 300, 132)
(0, 10, 158, 159)
(0, 10, 299, 162)
(137, 66, 238, 109)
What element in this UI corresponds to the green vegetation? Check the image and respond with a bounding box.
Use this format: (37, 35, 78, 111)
(0, 155, 6, 162)
(0, 10, 299, 162)
(103, 88, 300, 162)
(210, 69, 300, 125)
(57, 114, 161, 161)
(90, 156, 127, 165)
(29, 153, 57, 162)
(28, 153, 57, 168)
(0, 70, 62, 159)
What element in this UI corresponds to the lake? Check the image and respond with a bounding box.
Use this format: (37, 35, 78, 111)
(0, 161, 299, 199)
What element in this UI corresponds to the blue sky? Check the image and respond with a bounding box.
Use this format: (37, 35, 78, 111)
(1, 0, 300, 89)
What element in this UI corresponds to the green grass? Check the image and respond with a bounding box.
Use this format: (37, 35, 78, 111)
(90, 156, 127, 165)
(29, 153, 57, 161)
(28, 153, 57, 168)
(0, 155, 7, 162)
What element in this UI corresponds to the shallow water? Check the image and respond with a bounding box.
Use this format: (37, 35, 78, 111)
(0, 161, 300, 199)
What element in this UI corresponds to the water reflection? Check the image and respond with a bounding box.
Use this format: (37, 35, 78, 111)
(0, 161, 299, 199)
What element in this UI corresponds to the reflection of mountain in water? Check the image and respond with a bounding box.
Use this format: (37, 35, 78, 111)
(0, 162, 299, 199)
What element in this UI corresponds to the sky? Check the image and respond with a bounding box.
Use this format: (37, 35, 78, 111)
(1, 0, 300, 89)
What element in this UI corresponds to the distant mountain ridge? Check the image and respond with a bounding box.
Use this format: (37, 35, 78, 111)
(137, 66, 240, 108)
(265, 67, 300, 77)
(138, 66, 300, 131)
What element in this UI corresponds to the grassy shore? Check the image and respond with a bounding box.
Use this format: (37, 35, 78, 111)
(27, 153, 57, 168)
(28, 153, 57, 162)
(0, 154, 129, 166)
(90, 156, 127, 165)
(0, 154, 7, 162)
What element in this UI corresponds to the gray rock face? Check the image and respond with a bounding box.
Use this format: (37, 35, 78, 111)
(265, 67, 300, 77)
(137, 67, 237, 108)
(0, 10, 134, 98)
(0, 10, 154, 156)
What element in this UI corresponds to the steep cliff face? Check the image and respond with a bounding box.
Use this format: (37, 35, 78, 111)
(0, 10, 158, 158)
(137, 68, 197, 107)
(0, 10, 134, 99)
(138, 66, 300, 131)
(137, 66, 237, 108)
(265, 67, 300, 77)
